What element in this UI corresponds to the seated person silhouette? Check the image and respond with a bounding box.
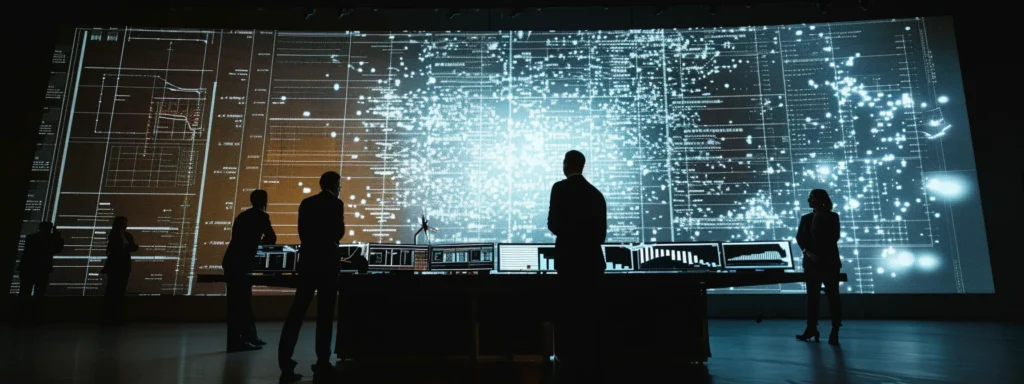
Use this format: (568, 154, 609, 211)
(222, 189, 277, 352)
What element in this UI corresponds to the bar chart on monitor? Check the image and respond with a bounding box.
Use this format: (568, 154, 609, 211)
(538, 247, 558, 271)
(635, 243, 723, 271)
(603, 245, 634, 271)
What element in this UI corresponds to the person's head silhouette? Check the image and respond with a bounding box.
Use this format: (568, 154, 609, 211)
(38, 221, 53, 233)
(112, 216, 129, 232)
(320, 171, 342, 196)
(808, 189, 834, 211)
(250, 189, 269, 211)
(563, 150, 586, 178)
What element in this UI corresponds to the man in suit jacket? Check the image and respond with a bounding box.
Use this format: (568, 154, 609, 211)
(223, 189, 277, 352)
(546, 150, 607, 381)
(102, 216, 137, 326)
(17, 221, 64, 323)
(279, 171, 346, 383)
(548, 150, 607, 276)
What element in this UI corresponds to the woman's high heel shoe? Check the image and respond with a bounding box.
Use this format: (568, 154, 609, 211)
(828, 326, 840, 345)
(795, 328, 820, 342)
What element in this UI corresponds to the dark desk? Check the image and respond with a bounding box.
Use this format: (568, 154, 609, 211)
(197, 272, 847, 364)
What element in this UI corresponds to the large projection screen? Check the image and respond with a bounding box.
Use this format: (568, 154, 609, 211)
(15, 17, 993, 295)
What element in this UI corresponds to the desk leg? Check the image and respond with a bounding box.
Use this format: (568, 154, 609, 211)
(335, 289, 346, 359)
(700, 288, 710, 362)
(470, 292, 480, 364)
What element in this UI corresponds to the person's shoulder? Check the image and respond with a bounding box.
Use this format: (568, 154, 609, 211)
(251, 208, 271, 220)
(300, 194, 318, 205)
(800, 212, 814, 220)
(550, 179, 568, 192)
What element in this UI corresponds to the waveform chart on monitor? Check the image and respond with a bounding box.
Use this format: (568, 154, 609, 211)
(635, 243, 722, 271)
(721, 241, 794, 270)
(338, 244, 368, 261)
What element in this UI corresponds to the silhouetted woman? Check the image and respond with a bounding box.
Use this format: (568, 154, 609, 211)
(795, 189, 843, 345)
(102, 216, 137, 325)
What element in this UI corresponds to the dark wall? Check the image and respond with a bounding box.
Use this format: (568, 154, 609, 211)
(3, 2, 1021, 321)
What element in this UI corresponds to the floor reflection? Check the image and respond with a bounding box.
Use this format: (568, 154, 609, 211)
(0, 320, 1019, 383)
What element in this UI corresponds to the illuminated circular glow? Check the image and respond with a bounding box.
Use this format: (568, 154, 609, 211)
(302, 187, 312, 194)
(302, 111, 311, 117)
(877, 267, 885, 274)
(893, 252, 915, 268)
(926, 177, 966, 199)
(917, 255, 939, 271)
(937, 95, 949, 104)
(280, 95, 287, 101)
(330, 131, 338, 138)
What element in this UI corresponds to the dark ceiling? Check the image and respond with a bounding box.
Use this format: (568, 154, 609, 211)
(43, 1, 975, 31)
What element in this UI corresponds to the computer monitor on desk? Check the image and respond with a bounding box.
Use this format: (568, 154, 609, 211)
(496, 244, 553, 273)
(428, 243, 495, 271)
(253, 245, 298, 274)
(633, 242, 723, 271)
(495, 243, 715, 273)
(367, 244, 428, 271)
(602, 244, 634, 272)
(721, 241, 794, 270)
(338, 244, 369, 273)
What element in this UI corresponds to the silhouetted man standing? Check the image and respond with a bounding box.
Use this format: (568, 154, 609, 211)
(223, 189, 276, 352)
(102, 216, 136, 326)
(279, 171, 345, 383)
(547, 150, 607, 381)
(17, 221, 64, 324)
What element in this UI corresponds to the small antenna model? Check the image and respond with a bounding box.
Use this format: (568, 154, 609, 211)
(413, 213, 438, 245)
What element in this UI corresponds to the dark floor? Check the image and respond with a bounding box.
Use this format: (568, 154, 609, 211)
(1, 320, 1021, 383)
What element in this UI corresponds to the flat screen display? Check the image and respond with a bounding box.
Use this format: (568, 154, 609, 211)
(15, 17, 992, 295)
(721, 241, 794, 270)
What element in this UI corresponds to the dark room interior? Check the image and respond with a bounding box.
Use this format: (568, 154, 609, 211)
(2, 1, 1021, 383)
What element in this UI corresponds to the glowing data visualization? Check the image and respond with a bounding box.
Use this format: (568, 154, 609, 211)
(603, 245, 634, 271)
(254, 245, 298, 272)
(368, 245, 428, 271)
(721, 241, 793, 270)
(429, 244, 495, 271)
(636, 243, 722, 270)
(17, 17, 993, 295)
